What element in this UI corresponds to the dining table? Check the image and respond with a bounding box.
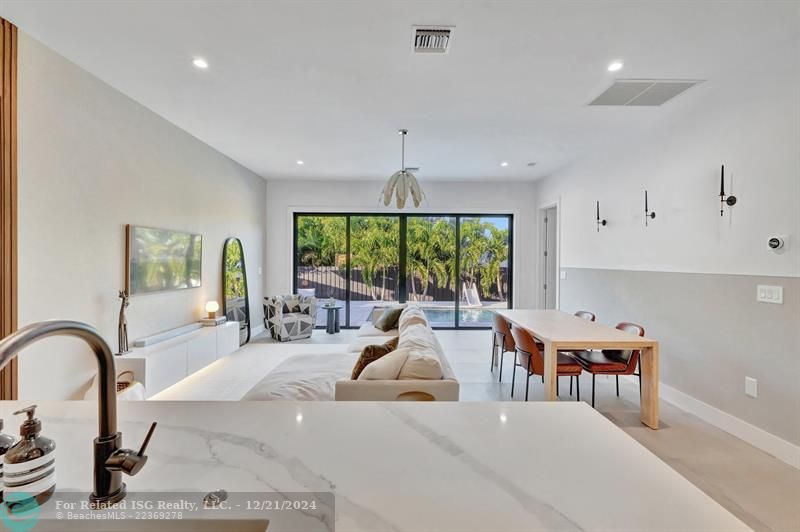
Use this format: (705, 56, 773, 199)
(494, 309, 660, 429)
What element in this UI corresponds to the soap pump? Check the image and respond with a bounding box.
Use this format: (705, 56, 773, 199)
(3, 405, 56, 507)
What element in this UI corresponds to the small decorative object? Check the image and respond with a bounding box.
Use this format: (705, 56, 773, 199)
(200, 300, 226, 326)
(644, 190, 656, 226)
(117, 290, 131, 355)
(718, 164, 737, 216)
(380, 129, 425, 209)
(596, 201, 607, 232)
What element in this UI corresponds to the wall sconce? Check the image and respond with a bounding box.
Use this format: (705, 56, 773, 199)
(719, 164, 737, 216)
(205, 300, 219, 319)
(596, 201, 607, 232)
(644, 190, 656, 226)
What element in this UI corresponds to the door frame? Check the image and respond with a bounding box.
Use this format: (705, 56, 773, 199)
(291, 212, 514, 329)
(538, 201, 560, 310)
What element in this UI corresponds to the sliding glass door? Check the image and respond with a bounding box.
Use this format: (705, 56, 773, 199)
(405, 216, 457, 327)
(458, 216, 511, 327)
(293, 213, 512, 329)
(349, 215, 400, 326)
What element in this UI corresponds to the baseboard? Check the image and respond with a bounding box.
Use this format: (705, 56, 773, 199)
(250, 324, 266, 338)
(642, 378, 800, 469)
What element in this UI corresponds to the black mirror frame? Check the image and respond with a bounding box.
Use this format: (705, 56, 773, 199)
(222, 237, 251, 345)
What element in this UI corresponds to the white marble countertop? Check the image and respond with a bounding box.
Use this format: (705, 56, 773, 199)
(0, 401, 748, 531)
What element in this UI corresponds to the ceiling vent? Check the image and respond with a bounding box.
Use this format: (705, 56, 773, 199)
(589, 79, 703, 106)
(412, 26, 453, 53)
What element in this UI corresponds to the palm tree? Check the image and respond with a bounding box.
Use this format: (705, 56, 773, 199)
(480, 226, 509, 300)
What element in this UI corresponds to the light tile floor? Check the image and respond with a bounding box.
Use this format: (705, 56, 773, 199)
(155, 329, 800, 532)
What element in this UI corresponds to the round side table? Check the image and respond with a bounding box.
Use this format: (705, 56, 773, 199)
(323, 305, 343, 334)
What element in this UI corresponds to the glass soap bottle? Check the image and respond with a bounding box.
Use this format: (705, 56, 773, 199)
(3, 405, 56, 508)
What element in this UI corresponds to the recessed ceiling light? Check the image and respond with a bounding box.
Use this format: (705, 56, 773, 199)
(296, 160, 305, 165)
(607, 61, 624, 72)
(192, 57, 209, 69)
(527, 162, 537, 167)
(500, 161, 509, 167)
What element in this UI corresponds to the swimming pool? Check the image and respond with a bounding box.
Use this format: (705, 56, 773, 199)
(421, 308, 497, 326)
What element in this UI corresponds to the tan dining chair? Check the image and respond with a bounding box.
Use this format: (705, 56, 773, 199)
(570, 322, 645, 407)
(510, 326, 583, 401)
(491, 313, 516, 382)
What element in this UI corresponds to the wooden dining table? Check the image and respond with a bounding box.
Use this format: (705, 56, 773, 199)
(494, 309, 660, 429)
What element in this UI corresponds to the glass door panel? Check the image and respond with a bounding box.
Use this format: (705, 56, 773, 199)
(405, 216, 457, 327)
(458, 216, 511, 327)
(349, 215, 400, 326)
(294, 215, 347, 326)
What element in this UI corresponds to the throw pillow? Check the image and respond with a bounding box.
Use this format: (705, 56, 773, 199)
(358, 348, 410, 380)
(373, 305, 403, 331)
(398, 350, 443, 380)
(351, 337, 399, 379)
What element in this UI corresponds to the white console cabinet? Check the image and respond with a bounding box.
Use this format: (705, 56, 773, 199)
(116, 321, 239, 398)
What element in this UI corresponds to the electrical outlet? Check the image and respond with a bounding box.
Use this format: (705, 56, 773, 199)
(258, 267, 263, 275)
(745, 377, 758, 398)
(756, 285, 783, 304)
(560, 270, 567, 280)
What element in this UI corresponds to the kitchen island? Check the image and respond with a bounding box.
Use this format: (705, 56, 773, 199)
(0, 401, 748, 531)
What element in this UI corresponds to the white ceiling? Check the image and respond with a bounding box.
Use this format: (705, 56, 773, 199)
(1, 1, 797, 181)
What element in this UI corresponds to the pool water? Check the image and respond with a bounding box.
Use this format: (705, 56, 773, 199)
(421, 308, 496, 326)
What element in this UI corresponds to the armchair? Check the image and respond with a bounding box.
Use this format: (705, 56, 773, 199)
(264, 294, 318, 342)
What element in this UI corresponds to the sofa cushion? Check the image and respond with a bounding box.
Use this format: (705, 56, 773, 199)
(358, 348, 410, 380)
(398, 306, 428, 334)
(398, 351, 443, 380)
(357, 323, 399, 338)
(243, 353, 356, 401)
(398, 323, 439, 356)
(374, 305, 404, 331)
(351, 337, 399, 379)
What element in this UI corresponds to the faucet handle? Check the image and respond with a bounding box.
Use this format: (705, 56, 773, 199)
(106, 422, 157, 477)
(137, 422, 157, 456)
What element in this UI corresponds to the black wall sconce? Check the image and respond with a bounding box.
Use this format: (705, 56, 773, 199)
(719, 164, 737, 216)
(644, 190, 656, 226)
(596, 200, 607, 232)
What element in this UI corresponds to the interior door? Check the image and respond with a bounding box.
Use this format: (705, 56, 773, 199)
(543, 207, 558, 309)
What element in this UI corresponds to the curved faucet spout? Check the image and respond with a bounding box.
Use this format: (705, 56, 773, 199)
(0, 320, 117, 439)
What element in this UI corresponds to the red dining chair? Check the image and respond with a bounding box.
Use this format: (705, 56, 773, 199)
(570, 322, 645, 407)
(491, 314, 516, 382)
(510, 326, 582, 401)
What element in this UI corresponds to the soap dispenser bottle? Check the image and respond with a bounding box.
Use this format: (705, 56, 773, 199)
(3, 405, 56, 506)
(0, 418, 16, 501)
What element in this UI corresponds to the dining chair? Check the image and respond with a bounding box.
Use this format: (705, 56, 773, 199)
(509, 326, 583, 401)
(491, 314, 516, 382)
(570, 322, 645, 407)
(574, 310, 596, 322)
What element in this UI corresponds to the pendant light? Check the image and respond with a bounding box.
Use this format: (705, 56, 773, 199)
(381, 129, 424, 209)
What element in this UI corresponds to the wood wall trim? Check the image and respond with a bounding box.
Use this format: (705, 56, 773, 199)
(0, 18, 18, 400)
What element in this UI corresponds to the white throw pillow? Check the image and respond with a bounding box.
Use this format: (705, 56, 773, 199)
(358, 348, 410, 380)
(398, 350, 443, 380)
(398, 323, 438, 354)
(399, 306, 427, 329)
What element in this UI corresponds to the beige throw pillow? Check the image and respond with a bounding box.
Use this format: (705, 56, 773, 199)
(398, 350, 443, 380)
(358, 348, 410, 380)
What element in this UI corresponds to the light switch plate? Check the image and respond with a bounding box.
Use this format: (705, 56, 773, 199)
(745, 377, 758, 398)
(560, 270, 567, 280)
(756, 285, 783, 304)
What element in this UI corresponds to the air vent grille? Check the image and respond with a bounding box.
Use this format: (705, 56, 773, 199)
(589, 79, 703, 106)
(413, 26, 453, 53)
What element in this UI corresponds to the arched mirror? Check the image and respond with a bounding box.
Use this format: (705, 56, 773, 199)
(222, 237, 251, 345)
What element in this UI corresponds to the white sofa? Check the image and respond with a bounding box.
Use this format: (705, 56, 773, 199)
(242, 305, 459, 401)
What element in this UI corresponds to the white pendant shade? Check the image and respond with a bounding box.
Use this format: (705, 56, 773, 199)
(381, 129, 424, 209)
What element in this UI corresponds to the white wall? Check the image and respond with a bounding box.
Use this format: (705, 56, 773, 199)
(534, 38, 800, 449)
(536, 50, 799, 278)
(265, 180, 537, 307)
(17, 33, 267, 399)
